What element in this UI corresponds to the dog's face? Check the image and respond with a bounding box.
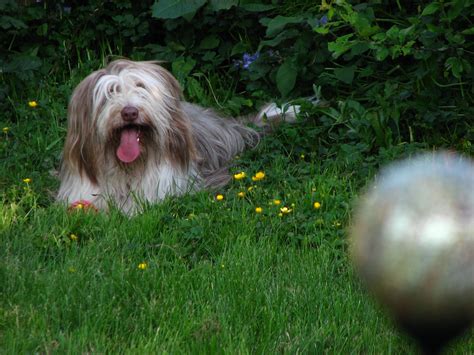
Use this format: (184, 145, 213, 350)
(63, 60, 196, 184)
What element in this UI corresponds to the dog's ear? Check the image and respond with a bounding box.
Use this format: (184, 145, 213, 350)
(166, 110, 197, 171)
(140, 61, 197, 169)
(63, 70, 105, 185)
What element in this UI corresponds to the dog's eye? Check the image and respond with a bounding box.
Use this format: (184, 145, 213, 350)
(136, 82, 145, 89)
(108, 85, 121, 95)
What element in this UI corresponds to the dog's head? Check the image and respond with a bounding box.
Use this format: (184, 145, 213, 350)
(63, 59, 196, 184)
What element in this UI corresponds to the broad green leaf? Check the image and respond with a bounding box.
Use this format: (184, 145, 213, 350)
(151, 0, 206, 19)
(265, 16, 303, 37)
(199, 35, 220, 50)
(258, 29, 299, 50)
(350, 42, 370, 56)
(3, 55, 42, 73)
(334, 66, 356, 84)
(239, 3, 276, 12)
(276, 59, 297, 97)
(0, 15, 28, 30)
(207, 0, 238, 11)
(446, 0, 465, 21)
(231, 42, 248, 56)
(421, 2, 441, 16)
(461, 27, 474, 35)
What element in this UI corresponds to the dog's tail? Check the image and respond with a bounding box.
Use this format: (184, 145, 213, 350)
(248, 98, 320, 133)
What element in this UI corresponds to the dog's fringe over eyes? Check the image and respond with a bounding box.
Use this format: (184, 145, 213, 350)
(57, 59, 299, 215)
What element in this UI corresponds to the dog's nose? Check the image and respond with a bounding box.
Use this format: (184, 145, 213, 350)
(121, 106, 139, 122)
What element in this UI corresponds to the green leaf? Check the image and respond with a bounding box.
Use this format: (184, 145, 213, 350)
(151, 0, 206, 19)
(334, 66, 356, 84)
(461, 27, 474, 35)
(264, 16, 303, 37)
(0, 15, 28, 30)
(445, 57, 463, 79)
(231, 42, 248, 56)
(446, 0, 465, 21)
(186, 77, 206, 101)
(3, 55, 42, 73)
(171, 57, 196, 86)
(276, 59, 297, 97)
(328, 34, 354, 59)
(421, 2, 441, 16)
(375, 47, 389, 61)
(207, 0, 238, 11)
(199, 35, 220, 50)
(239, 3, 276, 12)
(258, 29, 299, 50)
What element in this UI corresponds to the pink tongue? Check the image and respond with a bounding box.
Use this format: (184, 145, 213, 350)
(116, 128, 140, 163)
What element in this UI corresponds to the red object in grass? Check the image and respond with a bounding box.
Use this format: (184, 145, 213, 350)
(69, 200, 98, 212)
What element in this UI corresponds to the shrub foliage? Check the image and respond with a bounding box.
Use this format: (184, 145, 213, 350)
(1, 0, 473, 153)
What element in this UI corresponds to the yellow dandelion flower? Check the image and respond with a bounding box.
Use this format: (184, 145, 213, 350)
(273, 199, 281, 205)
(216, 194, 224, 201)
(2, 127, 9, 133)
(252, 171, 265, 181)
(138, 262, 148, 270)
(233, 172, 246, 180)
(70, 234, 78, 241)
(280, 207, 292, 214)
(237, 191, 245, 198)
(255, 207, 263, 213)
(313, 202, 321, 209)
(22, 178, 31, 184)
(28, 101, 38, 108)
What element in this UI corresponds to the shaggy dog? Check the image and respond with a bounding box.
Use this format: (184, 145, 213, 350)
(57, 59, 297, 214)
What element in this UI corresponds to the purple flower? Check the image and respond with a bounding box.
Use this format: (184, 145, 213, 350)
(242, 52, 260, 69)
(320, 15, 328, 26)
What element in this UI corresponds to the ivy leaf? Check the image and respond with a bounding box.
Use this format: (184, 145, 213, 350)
(276, 59, 297, 97)
(334, 66, 356, 84)
(151, 0, 206, 19)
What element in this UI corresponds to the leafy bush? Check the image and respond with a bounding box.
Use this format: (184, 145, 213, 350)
(1, 0, 473, 153)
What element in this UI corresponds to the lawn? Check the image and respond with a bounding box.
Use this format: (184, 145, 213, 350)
(1, 101, 473, 352)
(1, 0, 473, 353)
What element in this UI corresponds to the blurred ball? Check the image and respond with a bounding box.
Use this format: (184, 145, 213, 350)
(351, 152, 474, 347)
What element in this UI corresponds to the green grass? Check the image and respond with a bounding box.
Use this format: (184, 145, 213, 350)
(1, 74, 473, 354)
